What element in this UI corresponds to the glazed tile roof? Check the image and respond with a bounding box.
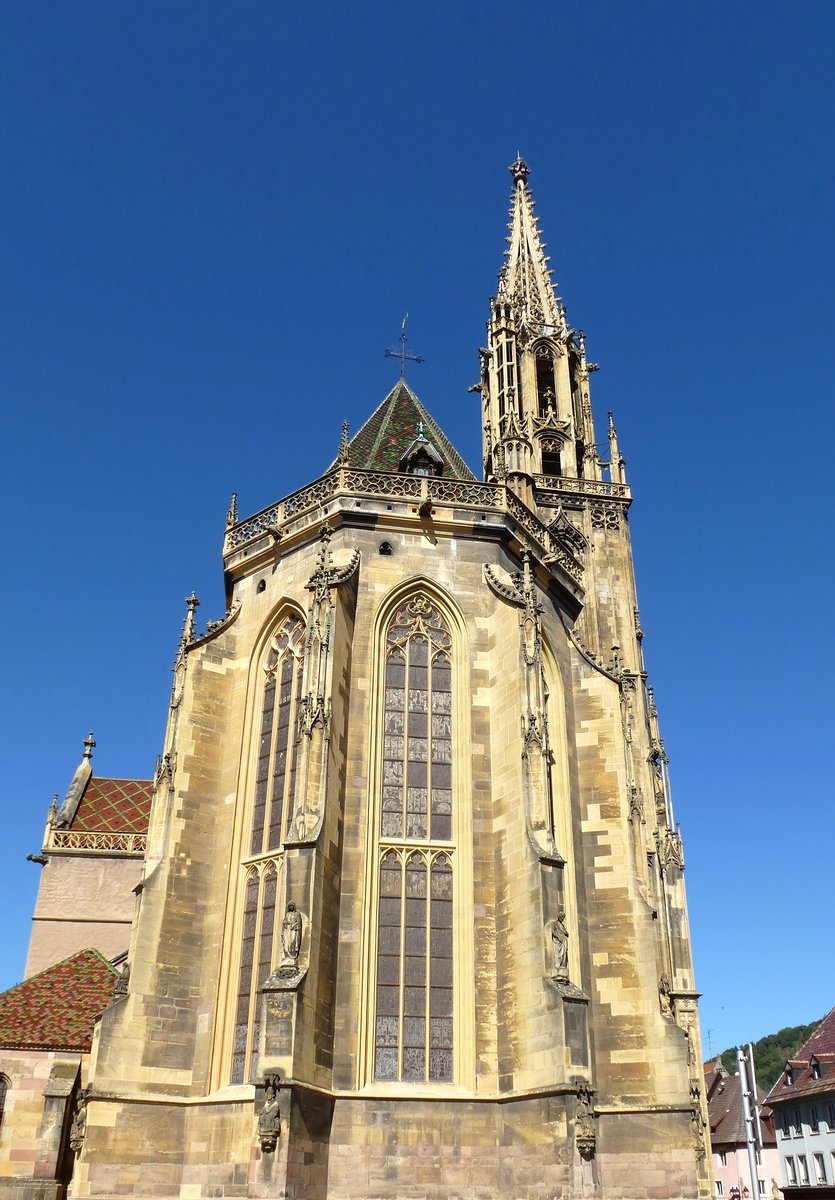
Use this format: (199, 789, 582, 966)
(0, 949, 117, 1051)
(341, 380, 476, 480)
(766, 1008, 835, 1105)
(70, 777, 153, 834)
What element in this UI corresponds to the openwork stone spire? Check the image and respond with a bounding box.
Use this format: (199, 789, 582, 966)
(499, 156, 564, 332)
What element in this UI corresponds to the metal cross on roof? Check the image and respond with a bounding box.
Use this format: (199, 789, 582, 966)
(385, 314, 425, 380)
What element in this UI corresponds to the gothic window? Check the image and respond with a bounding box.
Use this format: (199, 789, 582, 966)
(497, 335, 518, 421)
(0, 1074, 7, 1130)
(373, 594, 455, 1083)
(230, 612, 305, 1084)
(535, 345, 557, 416)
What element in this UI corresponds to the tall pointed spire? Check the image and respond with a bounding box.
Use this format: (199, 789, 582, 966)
(499, 156, 565, 333)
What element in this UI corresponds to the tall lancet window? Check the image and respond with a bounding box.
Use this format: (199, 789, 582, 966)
(373, 595, 455, 1083)
(231, 612, 305, 1084)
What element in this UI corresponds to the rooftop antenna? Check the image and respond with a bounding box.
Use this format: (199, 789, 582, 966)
(385, 314, 425, 380)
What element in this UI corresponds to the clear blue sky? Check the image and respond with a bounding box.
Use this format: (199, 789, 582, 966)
(2, 2, 833, 1057)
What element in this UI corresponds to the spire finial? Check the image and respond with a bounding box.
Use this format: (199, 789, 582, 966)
(385, 314, 425, 380)
(226, 492, 238, 529)
(180, 592, 200, 649)
(82, 732, 96, 761)
(509, 154, 530, 185)
(337, 419, 350, 465)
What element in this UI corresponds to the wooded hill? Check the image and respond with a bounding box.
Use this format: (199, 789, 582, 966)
(719, 1019, 823, 1091)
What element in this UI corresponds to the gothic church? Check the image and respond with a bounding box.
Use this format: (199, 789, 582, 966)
(0, 159, 710, 1200)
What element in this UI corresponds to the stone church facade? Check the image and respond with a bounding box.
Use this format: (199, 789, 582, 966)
(0, 159, 710, 1199)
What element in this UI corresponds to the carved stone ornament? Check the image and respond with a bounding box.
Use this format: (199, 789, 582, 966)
(689, 1081, 706, 1158)
(280, 902, 302, 969)
(656, 827, 684, 871)
(573, 1079, 596, 1159)
(550, 909, 570, 982)
(590, 503, 620, 531)
(114, 960, 130, 998)
(69, 1087, 90, 1155)
(257, 1075, 282, 1154)
(658, 973, 672, 1017)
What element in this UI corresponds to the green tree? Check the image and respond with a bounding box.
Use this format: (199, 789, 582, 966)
(718, 1019, 823, 1091)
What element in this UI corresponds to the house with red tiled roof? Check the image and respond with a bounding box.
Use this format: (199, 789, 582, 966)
(25, 735, 152, 977)
(0, 950, 118, 1199)
(765, 1009, 835, 1197)
(705, 1057, 780, 1199)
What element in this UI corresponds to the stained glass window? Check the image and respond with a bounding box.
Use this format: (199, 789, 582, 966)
(374, 595, 454, 1083)
(231, 613, 305, 1084)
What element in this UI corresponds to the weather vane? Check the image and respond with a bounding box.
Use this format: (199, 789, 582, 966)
(385, 314, 425, 380)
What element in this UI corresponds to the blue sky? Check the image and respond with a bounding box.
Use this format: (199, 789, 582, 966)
(2, 2, 833, 1057)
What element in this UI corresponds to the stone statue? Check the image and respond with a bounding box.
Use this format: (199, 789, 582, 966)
(69, 1088, 89, 1155)
(281, 903, 302, 967)
(658, 973, 672, 1016)
(114, 960, 130, 998)
(551, 909, 569, 980)
(574, 1080, 596, 1158)
(257, 1075, 281, 1154)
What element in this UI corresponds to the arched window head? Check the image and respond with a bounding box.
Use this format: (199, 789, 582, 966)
(373, 594, 455, 1083)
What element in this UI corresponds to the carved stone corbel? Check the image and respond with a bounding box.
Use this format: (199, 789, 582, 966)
(257, 1075, 282, 1154)
(573, 1078, 596, 1159)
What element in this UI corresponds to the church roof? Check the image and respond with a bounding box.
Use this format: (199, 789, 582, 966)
(342, 379, 476, 480)
(69, 777, 153, 835)
(0, 949, 118, 1051)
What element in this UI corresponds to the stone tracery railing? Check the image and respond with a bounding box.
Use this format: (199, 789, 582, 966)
(534, 475, 631, 500)
(49, 830, 148, 853)
(225, 467, 583, 584)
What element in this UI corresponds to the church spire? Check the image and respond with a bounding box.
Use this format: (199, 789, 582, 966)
(481, 158, 606, 501)
(499, 156, 566, 335)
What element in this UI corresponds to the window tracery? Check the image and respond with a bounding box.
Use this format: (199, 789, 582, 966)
(372, 595, 456, 1083)
(231, 612, 305, 1084)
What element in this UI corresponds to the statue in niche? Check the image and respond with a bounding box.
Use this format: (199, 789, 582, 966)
(280, 902, 302, 968)
(258, 1075, 281, 1153)
(551, 909, 569, 981)
(658, 973, 672, 1017)
(69, 1088, 89, 1155)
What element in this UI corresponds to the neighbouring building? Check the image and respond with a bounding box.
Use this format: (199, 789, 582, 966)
(704, 1057, 779, 1198)
(0, 158, 710, 1200)
(765, 1008, 835, 1198)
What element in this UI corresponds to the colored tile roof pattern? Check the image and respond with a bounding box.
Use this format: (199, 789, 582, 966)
(705, 1059, 776, 1146)
(70, 777, 153, 834)
(766, 1008, 835, 1105)
(0, 949, 117, 1051)
(342, 380, 476, 480)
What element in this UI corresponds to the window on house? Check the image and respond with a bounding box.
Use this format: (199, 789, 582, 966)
(785, 1067, 794, 1086)
(231, 612, 305, 1084)
(798, 1156, 809, 1185)
(758, 1182, 765, 1195)
(719, 1151, 728, 1166)
(810, 1104, 820, 1132)
(813, 1154, 826, 1184)
(811, 1058, 821, 1080)
(756, 1149, 762, 1166)
(716, 1183, 724, 1197)
(373, 594, 455, 1084)
(786, 1157, 797, 1186)
(793, 1109, 803, 1136)
(827, 1103, 835, 1130)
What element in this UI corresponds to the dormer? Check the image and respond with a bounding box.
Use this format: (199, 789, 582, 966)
(810, 1055, 822, 1080)
(400, 428, 445, 477)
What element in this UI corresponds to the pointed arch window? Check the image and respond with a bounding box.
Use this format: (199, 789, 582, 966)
(373, 595, 455, 1083)
(0, 1074, 7, 1130)
(230, 612, 305, 1084)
